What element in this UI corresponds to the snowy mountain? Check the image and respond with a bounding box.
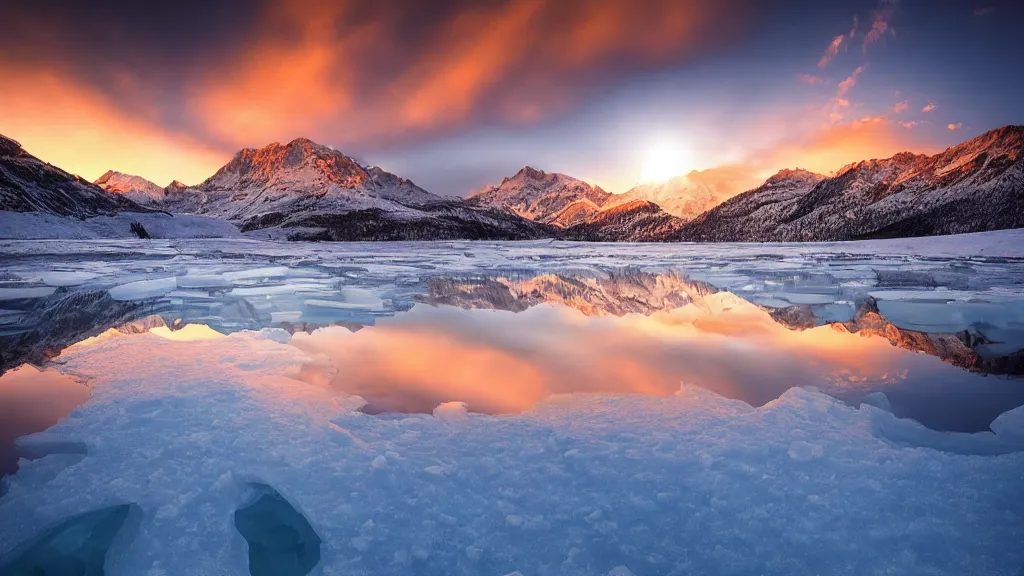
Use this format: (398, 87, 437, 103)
(562, 199, 685, 242)
(606, 169, 755, 220)
(157, 138, 552, 240)
(468, 166, 613, 225)
(94, 170, 166, 205)
(678, 169, 826, 241)
(681, 126, 1024, 241)
(161, 138, 438, 223)
(0, 134, 147, 217)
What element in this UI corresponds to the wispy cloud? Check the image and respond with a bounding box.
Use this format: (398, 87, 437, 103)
(973, 6, 995, 16)
(922, 102, 938, 112)
(863, 0, 899, 53)
(898, 120, 918, 129)
(819, 34, 845, 68)
(837, 65, 867, 97)
(947, 122, 963, 131)
(890, 100, 909, 113)
(797, 73, 825, 86)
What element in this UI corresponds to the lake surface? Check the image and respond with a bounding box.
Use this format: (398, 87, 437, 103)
(1, 235, 1023, 575)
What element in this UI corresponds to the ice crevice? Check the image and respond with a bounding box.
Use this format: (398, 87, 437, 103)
(0, 327, 1021, 574)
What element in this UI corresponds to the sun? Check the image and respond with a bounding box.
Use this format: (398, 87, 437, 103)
(640, 141, 690, 183)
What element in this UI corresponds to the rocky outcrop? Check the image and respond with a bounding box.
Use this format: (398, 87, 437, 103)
(0, 134, 148, 218)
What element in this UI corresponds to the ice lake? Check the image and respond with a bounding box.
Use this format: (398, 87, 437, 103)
(1, 231, 1023, 575)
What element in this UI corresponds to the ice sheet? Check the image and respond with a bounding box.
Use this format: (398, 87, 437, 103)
(0, 329, 1021, 575)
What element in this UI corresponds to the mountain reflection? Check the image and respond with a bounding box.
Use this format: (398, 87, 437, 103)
(3, 270, 1022, 437)
(296, 283, 1024, 432)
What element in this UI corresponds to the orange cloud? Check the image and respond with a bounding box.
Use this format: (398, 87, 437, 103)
(188, 0, 744, 149)
(891, 100, 909, 113)
(922, 102, 938, 112)
(947, 122, 963, 131)
(837, 64, 866, 97)
(764, 116, 934, 176)
(819, 34, 845, 68)
(0, 64, 228, 186)
(797, 73, 825, 85)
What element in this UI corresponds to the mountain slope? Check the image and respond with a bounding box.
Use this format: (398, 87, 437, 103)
(95, 170, 165, 204)
(156, 138, 553, 240)
(468, 166, 612, 225)
(679, 169, 826, 241)
(681, 126, 1024, 241)
(0, 135, 147, 217)
(563, 199, 685, 242)
(162, 138, 439, 226)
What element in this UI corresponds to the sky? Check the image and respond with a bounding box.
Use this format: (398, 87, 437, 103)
(1, 0, 1022, 195)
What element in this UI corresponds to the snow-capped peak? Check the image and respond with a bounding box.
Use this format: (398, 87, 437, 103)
(94, 171, 166, 202)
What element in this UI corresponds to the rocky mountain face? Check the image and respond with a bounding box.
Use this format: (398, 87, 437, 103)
(94, 170, 166, 205)
(678, 169, 826, 241)
(562, 200, 685, 242)
(468, 166, 613, 225)
(680, 126, 1024, 241)
(0, 134, 147, 217)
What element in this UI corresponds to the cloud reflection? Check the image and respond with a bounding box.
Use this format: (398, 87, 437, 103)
(290, 293, 921, 415)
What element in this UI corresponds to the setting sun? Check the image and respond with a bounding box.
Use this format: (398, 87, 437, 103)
(640, 140, 690, 183)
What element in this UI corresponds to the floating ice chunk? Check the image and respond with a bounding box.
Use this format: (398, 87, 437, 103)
(38, 271, 99, 287)
(222, 267, 292, 281)
(0, 287, 56, 301)
(175, 274, 232, 289)
(861, 391, 893, 413)
(108, 277, 176, 300)
(432, 401, 469, 420)
(989, 404, 1024, 444)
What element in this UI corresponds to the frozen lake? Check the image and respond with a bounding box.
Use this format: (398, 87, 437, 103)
(1, 231, 1023, 575)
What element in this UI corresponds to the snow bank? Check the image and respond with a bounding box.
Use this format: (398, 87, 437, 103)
(0, 329, 1022, 575)
(0, 211, 239, 239)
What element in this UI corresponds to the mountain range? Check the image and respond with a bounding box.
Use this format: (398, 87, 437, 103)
(1, 126, 1022, 241)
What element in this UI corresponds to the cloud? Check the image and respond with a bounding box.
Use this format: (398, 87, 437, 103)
(973, 6, 995, 16)
(947, 122, 963, 131)
(818, 34, 845, 68)
(922, 102, 938, 112)
(765, 116, 934, 176)
(797, 74, 825, 86)
(837, 64, 867, 98)
(0, 0, 751, 184)
(863, 0, 899, 52)
(891, 100, 909, 113)
(0, 63, 227, 185)
(898, 120, 918, 129)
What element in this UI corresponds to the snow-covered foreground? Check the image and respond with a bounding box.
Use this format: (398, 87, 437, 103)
(1, 327, 1022, 575)
(0, 211, 240, 240)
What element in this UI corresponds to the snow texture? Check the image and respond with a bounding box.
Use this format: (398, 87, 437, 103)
(0, 328, 1021, 575)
